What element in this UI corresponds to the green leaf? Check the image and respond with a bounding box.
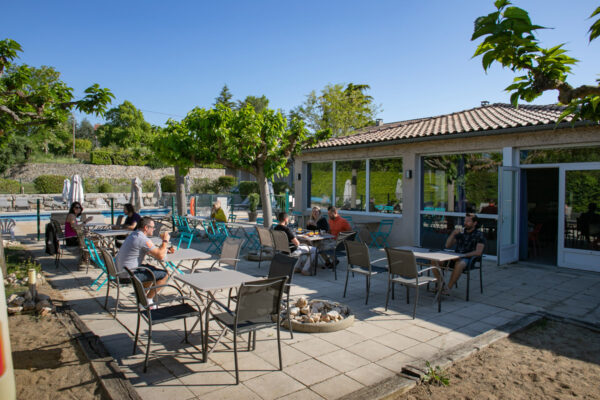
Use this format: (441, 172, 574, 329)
(503, 7, 532, 24)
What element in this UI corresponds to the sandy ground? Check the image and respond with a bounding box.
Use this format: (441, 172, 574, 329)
(400, 319, 600, 400)
(8, 285, 106, 400)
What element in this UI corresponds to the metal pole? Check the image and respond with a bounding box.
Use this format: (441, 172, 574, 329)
(193, 195, 197, 216)
(72, 113, 76, 157)
(171, 195, 176, 232)
(110, 198, 114, 225)
(285, 188, 290, 213)
(36, 199, 40, 241)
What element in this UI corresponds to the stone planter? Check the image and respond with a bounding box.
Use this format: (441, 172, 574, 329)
(282, 298, 354, 333)
(247, 211, 258, 222)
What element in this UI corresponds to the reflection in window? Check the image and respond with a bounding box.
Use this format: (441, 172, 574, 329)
(520, 146, 600, 164)
(335, 160, 366, 211)
(564, 169, 600, 251)
(369, 158, 403, 214)
(420, 215, 497, 256)
(422, 153, 501, 213)
(308, 162, 332, 209)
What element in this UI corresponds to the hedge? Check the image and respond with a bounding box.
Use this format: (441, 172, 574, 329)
(33, 175, 67, 194)
(217, 175, 236, 192)
(91, 149, 112, 165)
(160, 175, 176, 192)
(75, 139, 92, 152)
(273, 181, 290, 194)
(0, 179, 21, 194)
(238, 181, 259, 197)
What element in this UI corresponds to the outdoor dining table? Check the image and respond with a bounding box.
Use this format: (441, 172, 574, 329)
(226, 221, 259, 250)
(296, 232, 336, 275)
(174, 270, 262, 362)
(394, 246, 462, 292)
(89, 228, 132, 253)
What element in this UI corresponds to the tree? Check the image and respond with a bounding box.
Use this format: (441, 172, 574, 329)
(76, 118, 95, 140)
(472, 1, 600, 122)
(292, 83, 380, 137)
(154, 104, 331, 224)
(96, 100, 154, 148)
(0, 39, 113, 135)
(214, 84, 235, 108)
(236, 95, 269, 114)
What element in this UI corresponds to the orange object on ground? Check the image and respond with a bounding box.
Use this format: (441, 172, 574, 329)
(189, 197, 196, 216)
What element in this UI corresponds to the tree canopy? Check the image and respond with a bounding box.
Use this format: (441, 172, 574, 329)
(292, 83, 380, 137)
(472, 1, 600, 122)
(0, 38, 113, 136)
(214, 84, 235, 108)
(96, 100, 154, 148)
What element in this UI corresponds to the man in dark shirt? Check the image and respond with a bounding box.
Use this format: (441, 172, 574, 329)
(274, 212, 316, 275)
(443, 213, 486, 293)
(122, 203, 142, 230)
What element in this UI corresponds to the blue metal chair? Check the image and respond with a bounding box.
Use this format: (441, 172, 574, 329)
(86, 237, 108, 291)
(369, 219, 394, 248)
(202, 220, 228, 253)
(177, 231, 194, 250)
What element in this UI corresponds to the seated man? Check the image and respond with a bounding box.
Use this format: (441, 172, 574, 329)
(274, 212, 316, 276)
(122, 203, 142, 230)
(115, 217, 170, 307)
(327, 206, 351, 239)
(442, 213, 486, 294)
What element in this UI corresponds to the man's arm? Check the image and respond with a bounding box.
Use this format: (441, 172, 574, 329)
(291, 237, 301, 247)
(463, 242, 485, 258)
(445, 229, 459, 249)
(147, 232, 170, 261)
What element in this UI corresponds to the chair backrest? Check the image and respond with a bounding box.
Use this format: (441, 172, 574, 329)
(84, 237, 104, 267)
(344, 240, 371, 269)
(256, 226, 274, 248)
(115, 215, 124, 226)
(50, 219, 65, 239)
(0, 219, 16, 234)
(268, 253, 297, 283)
(99, 247, 119, 277)
(235, 277, 286, 323)
(385, 248, 418, 278)
(124, 267, 148, 308)
(215, 222, 230, 238)
(336, 230, 357, 245)
(271, 229, 291, 254)
(378, 219, 394, 233)
(220, 237, 243, 269)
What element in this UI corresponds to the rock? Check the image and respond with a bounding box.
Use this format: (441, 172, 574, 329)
(327, 310, 340, 319)
(36, 293, 51, 302)
(7, 294, 18, 304)
(40, 307, 53, 317)
(22, 300, 35, 311)
(36, 300, 51, 311)
(9, 296, 25, 307)
(322, 315, 331, 322)
(24, 290, 33, 301)
(7, 306, 23, 314)
(289, 307, 300, 316)
(296, 297, 308, 308)
(300, 315, 310, 322)
(300, 306, 310, 315)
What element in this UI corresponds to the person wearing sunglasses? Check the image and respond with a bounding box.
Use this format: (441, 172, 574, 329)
(65, 201, 92, 246)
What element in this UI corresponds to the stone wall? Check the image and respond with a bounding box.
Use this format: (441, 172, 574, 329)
(5, 163, 226, 182)
(0, 192, 173, 211)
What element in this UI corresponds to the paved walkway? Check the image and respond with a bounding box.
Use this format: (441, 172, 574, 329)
(26, 237, 600, 400)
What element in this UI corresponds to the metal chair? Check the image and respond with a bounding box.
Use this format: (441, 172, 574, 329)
(271, 229, 306, 271)
(369, 219, 394, 248)
(99, 247, 130, 317)
(205, 277, 286, 384)
(384, 248, 442, 318)
(0, 218, 15, 240)
(85, 237, 108, 291)
(256, 226, 274, 269)
(267, 253, 297, 339)
(330, 231, 357, 280)
(208, 237, 244, 272)
(462, 256, 483, 302)
(125, 266, 203, 373)
(343, 240, 387, 304)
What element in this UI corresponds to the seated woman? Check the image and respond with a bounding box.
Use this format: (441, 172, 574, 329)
(65, 201, 92, 246)
(306, 207, 329, 232)
(211, 200, 228, 223)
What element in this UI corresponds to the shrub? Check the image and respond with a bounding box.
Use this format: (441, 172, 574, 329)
(98, 182, 113, 193)
(160, 175, 176, 192)
(33, 175, 66, 194)
(74, 152, 91, 162)
(142, 180, 155, 193)
(217, 175, 236, 192)
(91, 149, 112, 165)
(273, 181, 290, 194)
(0, 179, 21, 194)
(248, 193, 260, 212)
(238, 181, 259, 197)
(75, 139, 93, 152)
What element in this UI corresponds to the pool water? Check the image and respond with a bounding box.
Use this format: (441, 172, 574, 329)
(0, 208, 171, 222)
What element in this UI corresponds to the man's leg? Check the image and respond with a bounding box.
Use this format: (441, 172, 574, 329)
(447, 260, 467, 290)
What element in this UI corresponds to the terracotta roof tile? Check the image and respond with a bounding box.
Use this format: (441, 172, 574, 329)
(309, 103, 576, 149)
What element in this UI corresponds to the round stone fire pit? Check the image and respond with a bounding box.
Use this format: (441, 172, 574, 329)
(282, 297, 354, 333)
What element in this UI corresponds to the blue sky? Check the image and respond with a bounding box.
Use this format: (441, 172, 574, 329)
(3, 0, 599, 127)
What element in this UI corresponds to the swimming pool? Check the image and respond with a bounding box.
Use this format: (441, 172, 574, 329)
(0, 208, 171, 222)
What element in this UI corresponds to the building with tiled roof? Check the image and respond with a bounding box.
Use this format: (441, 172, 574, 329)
(293, 102, 600, 272)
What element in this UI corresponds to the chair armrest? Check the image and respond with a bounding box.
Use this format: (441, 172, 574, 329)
(134, 266, 157, 287)
(371, 257, 388, 265)
(418, 266, 442, 276)
(154, 295, 202, 310)
(147, 283, 185, 297)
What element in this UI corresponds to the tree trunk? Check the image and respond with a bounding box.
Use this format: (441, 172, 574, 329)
(175, 166, 186, 215)
(256, 169, 272, 227)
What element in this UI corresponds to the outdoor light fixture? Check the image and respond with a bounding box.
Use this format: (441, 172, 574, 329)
(297, 173, 302, 181)
(405, 170, 413, 179)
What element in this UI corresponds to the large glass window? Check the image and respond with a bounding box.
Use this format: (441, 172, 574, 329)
(369, 158, 403, 214)
(420, 215, 497, 256)
(520, 146, 600, 164)
(308, 162, 333, 209)
(422, 153, 501, 213)
(335, 160, 366, 211)
(564, 169, 600, 251)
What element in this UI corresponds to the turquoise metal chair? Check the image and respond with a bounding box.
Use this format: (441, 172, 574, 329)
(86, 237, 108, 291)
(369, 219, 394, 248)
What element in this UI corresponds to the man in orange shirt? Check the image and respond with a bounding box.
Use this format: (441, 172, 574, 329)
(327, 206, 351, 238)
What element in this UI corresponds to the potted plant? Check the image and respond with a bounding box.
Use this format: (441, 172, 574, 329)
(247, 193, 260, 222)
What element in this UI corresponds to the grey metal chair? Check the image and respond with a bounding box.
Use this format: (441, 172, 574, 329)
(99, 247, 130, 318)
(331, 230, 357, 280)
(0, 218, 16, 240)
(256, 226, 274, 269)
(267, 253, 297, 339)
(208, 237, 244, 272)
(384, 248, 442, 318)
(206, 277, 287, 384)
(125, 266, 203, 373)
(343, 240, 387, 304)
